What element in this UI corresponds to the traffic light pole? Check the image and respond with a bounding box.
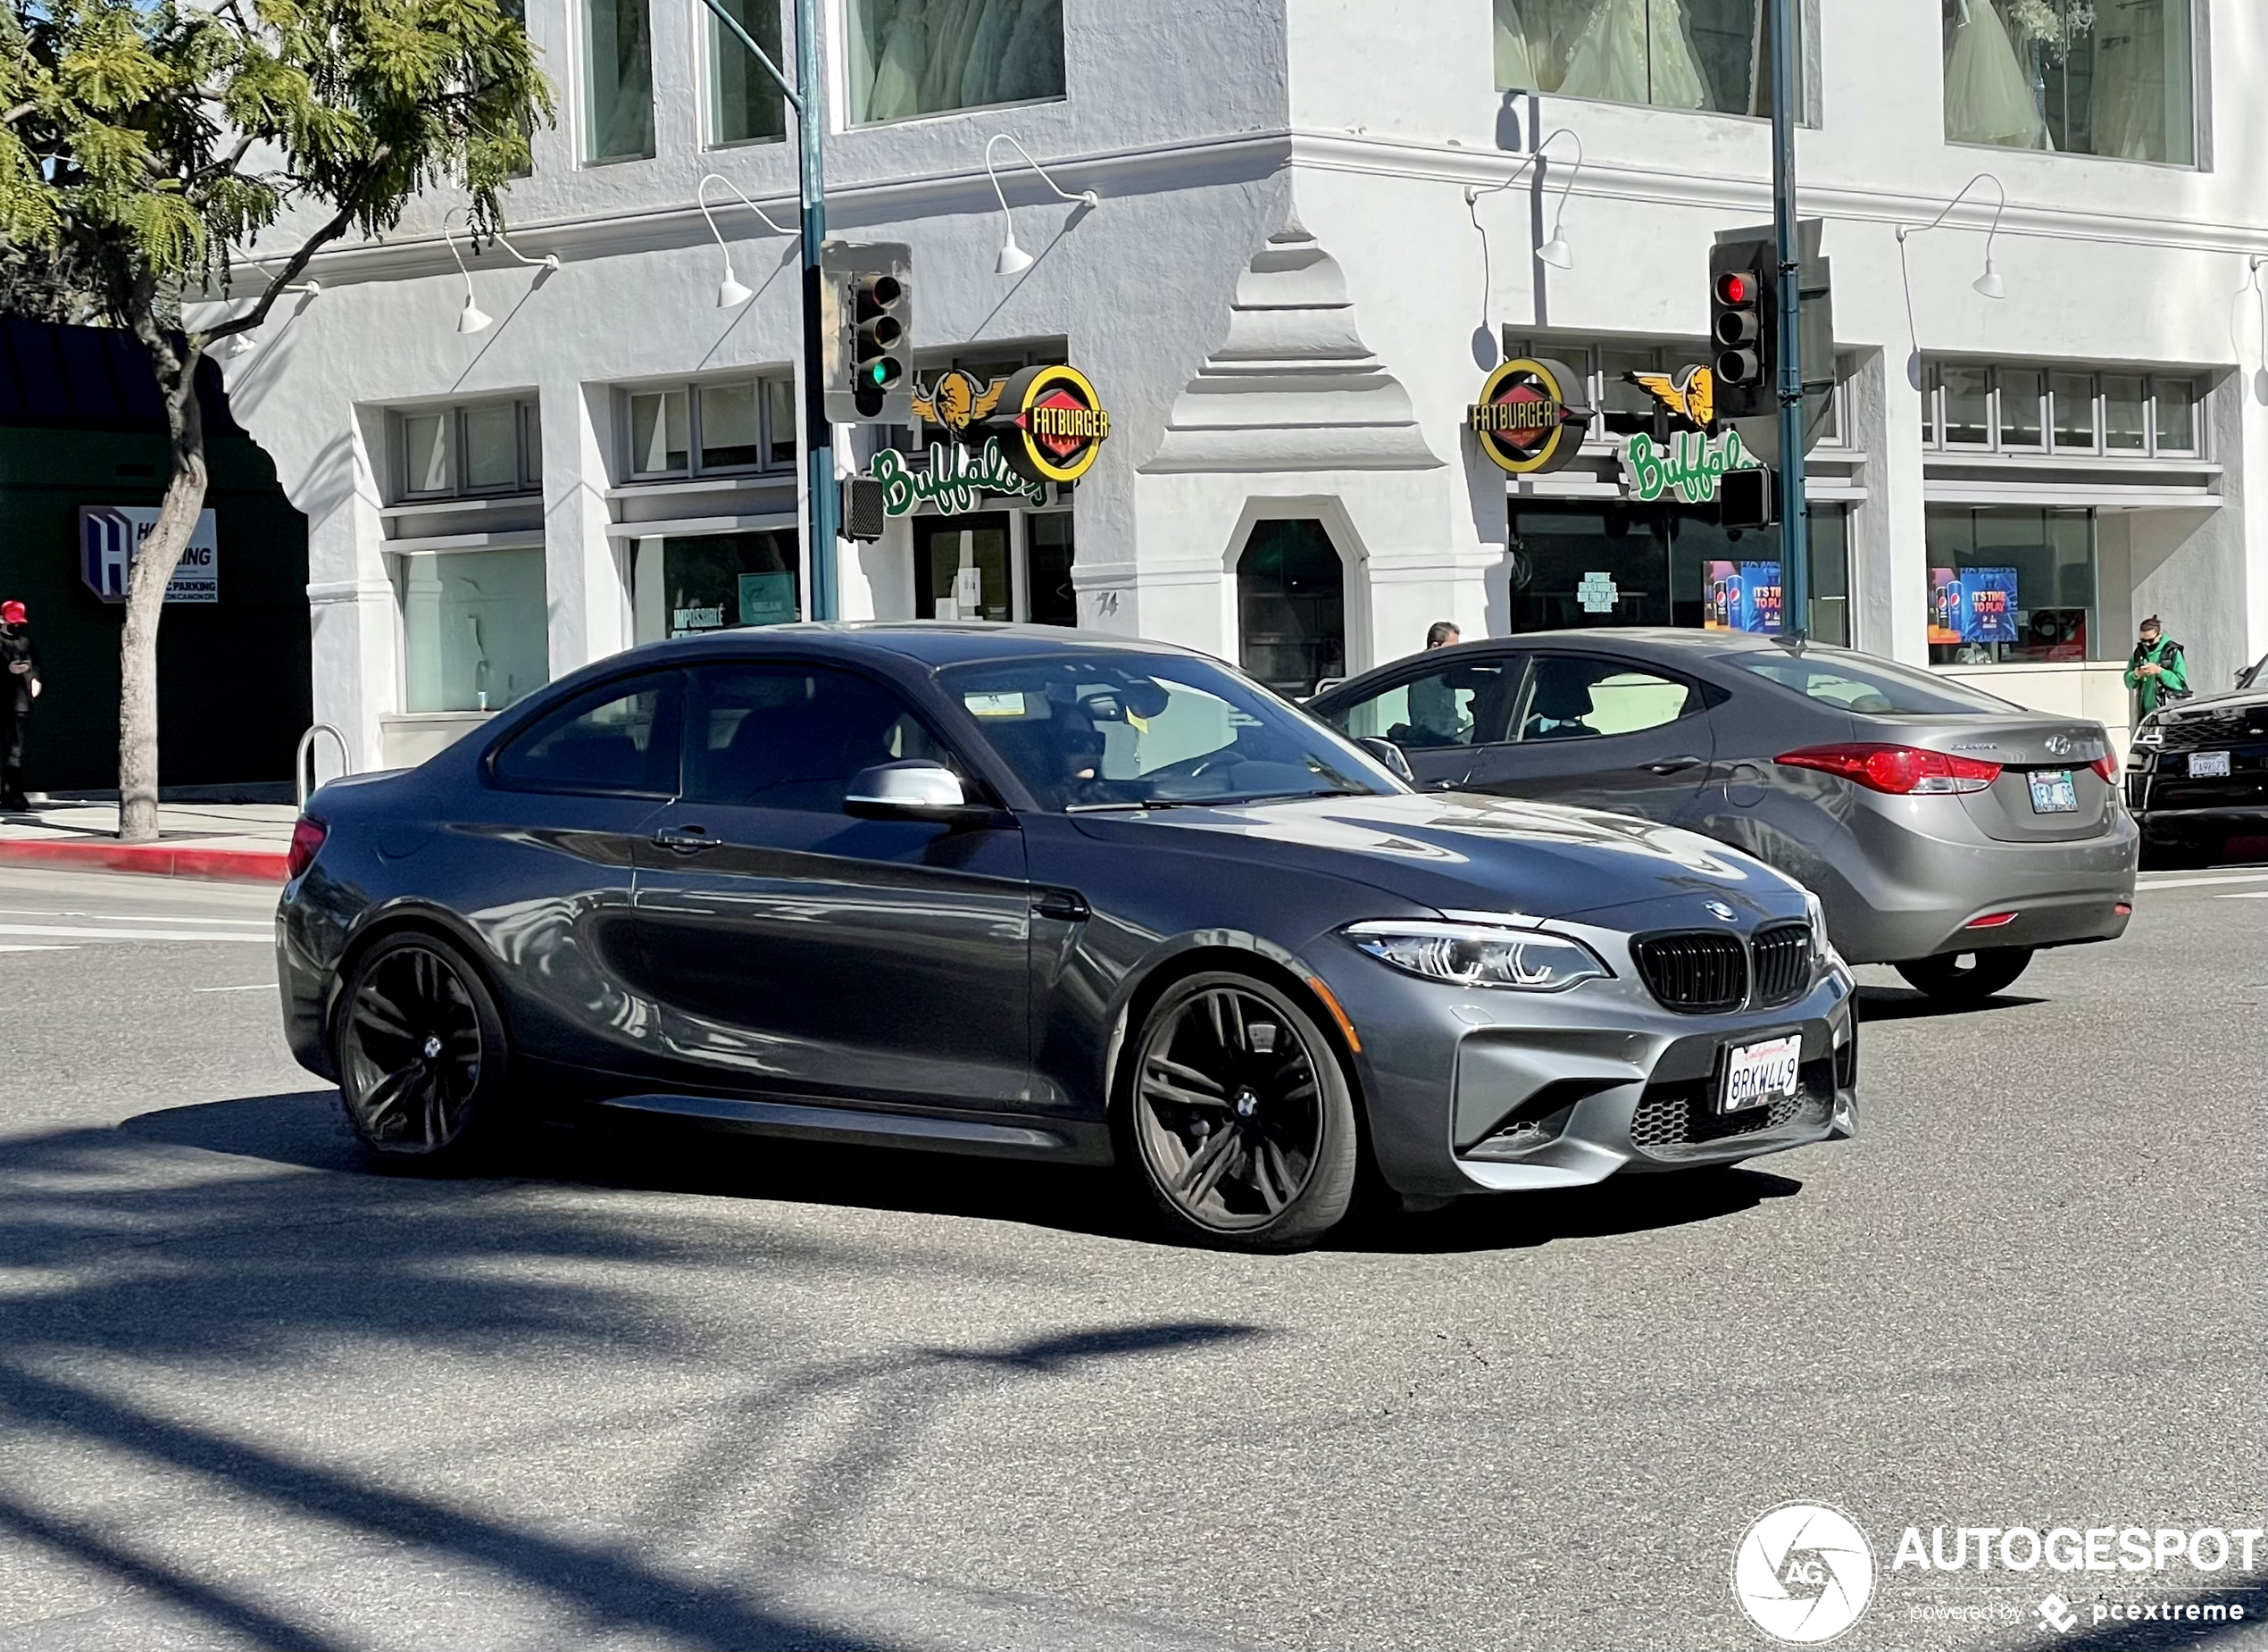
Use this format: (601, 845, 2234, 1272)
(696, 0, 840, 620)
(1769, 0, 1807, 638)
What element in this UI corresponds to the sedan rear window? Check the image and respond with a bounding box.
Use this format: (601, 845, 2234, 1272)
(1734, 648, 2021, 716)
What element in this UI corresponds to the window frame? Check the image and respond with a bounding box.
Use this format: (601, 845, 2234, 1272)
(1922, 363, 2204, 461)
(838, 0, 1068, 130)
(1495, 0, 1822, 127)
(486, 668, 687, 799)
(1939, 0, 2204, 171)
(580, 0, 657, 164)
(1509, 650, 1708, 746)
(391, 398, 543, 503)
(392, 541, 554, 715)
(1326, 648, 1529, 754)
(704, 0, 788, 149)
(619, 375, 796, 482)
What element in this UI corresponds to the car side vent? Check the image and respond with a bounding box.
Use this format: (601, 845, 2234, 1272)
(1633, 932, 1748, 1014)
(1749, 923, 1814, 1008)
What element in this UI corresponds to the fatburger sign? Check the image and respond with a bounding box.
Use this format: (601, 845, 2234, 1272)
(1470, 356, 1590, 476)
(998, 363, 1112, 487)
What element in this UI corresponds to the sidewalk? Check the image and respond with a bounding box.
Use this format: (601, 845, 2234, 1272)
(0, 800, 296, 882)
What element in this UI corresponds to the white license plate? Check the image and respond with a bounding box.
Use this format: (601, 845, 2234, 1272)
(1721, 1033, 1804, 1114)
(2028, 770, 2079, 813)
(2189, 750, 2231, 779)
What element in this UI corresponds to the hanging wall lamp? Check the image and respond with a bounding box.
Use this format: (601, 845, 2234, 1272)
(985, 134, 1098, 278)
(1465, 127, 1585, 272)
(696, 173, 792, 308)
(443, 221, 492, 334)
(1897, 171, 2010, 301)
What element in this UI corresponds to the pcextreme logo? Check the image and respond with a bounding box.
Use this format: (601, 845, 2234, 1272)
(1732, 1502, 1877, 1644)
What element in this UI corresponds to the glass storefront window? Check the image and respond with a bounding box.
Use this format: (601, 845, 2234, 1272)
(916, 515, 1012, 622)
(397, 547, 550, 713)
(1924, 506, 2097, 666)
(583, 0, 655, 162)
(654, 532, 800, 636)
(1942, 0, 2196, 165)
(1496, 0, 1785, 118)
(844, 0, 1065, 126)
(709, 0, 786, 146)
(1026, 513, 1077, 626)
(1509, 502, 1850, 644)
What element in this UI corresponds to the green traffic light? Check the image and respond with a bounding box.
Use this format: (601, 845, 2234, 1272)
(870, 363, 888, 386)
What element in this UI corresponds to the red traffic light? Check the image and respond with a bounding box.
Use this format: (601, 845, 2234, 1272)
(1715, 271, 1754, 306)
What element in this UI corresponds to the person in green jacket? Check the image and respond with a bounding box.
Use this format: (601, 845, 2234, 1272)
(2125, 615, 2189, 715)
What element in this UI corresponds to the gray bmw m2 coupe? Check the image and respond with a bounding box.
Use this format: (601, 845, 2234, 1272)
(279, 625, 1856, 1249)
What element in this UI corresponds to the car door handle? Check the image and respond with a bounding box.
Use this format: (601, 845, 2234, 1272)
(1031, 888, 1089, 922)
(1644, 755, 1705, 775)
(651, 826, 716, 855)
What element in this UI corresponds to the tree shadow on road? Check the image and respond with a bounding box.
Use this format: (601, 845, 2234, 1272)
(0, 1107, 1263, 1650)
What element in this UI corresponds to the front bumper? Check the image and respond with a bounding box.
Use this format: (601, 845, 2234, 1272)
(1320, 925, 1859, 1199)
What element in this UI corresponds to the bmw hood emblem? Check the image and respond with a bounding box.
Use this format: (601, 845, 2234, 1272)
(1705, 900, 1738, 922)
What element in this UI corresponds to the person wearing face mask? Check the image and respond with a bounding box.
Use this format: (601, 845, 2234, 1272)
(0, 600, 41, 812)
(2125, 614, 2189, 718)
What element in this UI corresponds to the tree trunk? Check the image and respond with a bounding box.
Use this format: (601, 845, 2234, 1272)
(118, 315, 208, 845)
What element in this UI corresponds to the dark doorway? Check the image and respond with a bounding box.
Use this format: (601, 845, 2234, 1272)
(913, 513, 1013, 622)
(1237, 519, 1346, 697)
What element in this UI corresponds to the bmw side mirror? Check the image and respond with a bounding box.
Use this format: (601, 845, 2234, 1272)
(1356, 737, 1415, 785)
(846, 760, 988, 824)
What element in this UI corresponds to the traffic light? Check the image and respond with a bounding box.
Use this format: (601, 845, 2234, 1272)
(820, 241, 913, 422)
(1719, 464, 1776, 530)
(1710, 239, 1774, 420)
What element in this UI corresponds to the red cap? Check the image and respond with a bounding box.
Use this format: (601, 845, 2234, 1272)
(0, 602, 24, 625)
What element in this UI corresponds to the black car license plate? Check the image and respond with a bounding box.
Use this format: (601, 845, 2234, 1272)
(2189, 750, 2231, 780)
(2028, 770, 2078, 813)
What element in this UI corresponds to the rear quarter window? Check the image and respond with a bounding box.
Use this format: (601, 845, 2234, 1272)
(1733, 651, 2021, 717)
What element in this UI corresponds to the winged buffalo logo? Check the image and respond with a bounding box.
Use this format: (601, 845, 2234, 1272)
(911, 370, 1007, 433)
(1626, 363, 1716, 432)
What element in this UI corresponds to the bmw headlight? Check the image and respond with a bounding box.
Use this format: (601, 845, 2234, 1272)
(1804, 889, 1845, 971)
(1345, 921, 1609, 991)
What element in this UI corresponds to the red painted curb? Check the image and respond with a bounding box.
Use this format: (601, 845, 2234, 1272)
(0, 836, 289, 883)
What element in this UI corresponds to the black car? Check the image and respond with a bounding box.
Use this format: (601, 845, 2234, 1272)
(278, 624, 1857, 1250)
(2126, 650, 2268, 866)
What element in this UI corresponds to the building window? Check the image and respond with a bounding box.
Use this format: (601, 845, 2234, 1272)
(621, 377, 795, 480)
(844, 0, 1065, 126)
(1505, 337, 1850, 449)
(392, 399, 542, 501)
(710, 0, 787, 145)
(1921, 363, 2199, 458)
(1925, 506, 2097, 666)
(1495, 0, 1791, 119)
(1238, 521, 1346, 699)
(584, 0, 655, 162)
(396, 546, 551, 713)
(633, 532, 801, 641)
(1942, 0, 2197, 166)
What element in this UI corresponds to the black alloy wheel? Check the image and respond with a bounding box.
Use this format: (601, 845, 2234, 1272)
(1126, 972, 1358, 1249)
(1895, 946, 2035, 1005)
(336, 933, 513, 1164)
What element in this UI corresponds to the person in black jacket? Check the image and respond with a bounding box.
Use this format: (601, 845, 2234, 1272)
(0, 600, 43, 811)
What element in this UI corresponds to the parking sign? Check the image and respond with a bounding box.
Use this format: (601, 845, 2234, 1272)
(78, 506, 220, 604)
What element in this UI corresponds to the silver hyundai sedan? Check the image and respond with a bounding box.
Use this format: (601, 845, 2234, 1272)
(1312, 630, 2137, 1003)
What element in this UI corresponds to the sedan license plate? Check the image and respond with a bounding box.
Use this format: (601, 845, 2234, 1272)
(1721, 1034, 1804, 1114)
(2189, 750, 2231, 780)
(2028, 770, 2079, 813)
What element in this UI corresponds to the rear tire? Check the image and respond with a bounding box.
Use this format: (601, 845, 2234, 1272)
(334, 932, 515, 1168)
(1895, 947, 2035, 1004)
(1120, 972, 1360, 1251)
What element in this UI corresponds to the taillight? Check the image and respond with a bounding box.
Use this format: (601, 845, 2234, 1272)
(1775, 744, 2002, 796)
(287, 816, 327, 879)
(2089, 753, 2118, 785)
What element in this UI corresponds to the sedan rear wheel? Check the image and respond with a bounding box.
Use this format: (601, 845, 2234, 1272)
(1895, 946, 2035, 1004)
(1125, 972, 1358, 1250)
(336, 933, 513, 1166)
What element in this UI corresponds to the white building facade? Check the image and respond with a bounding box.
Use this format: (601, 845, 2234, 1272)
(206, 0, 2268, 770)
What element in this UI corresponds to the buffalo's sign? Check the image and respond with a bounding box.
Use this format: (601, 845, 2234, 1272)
(1470, 357, 1590, 475)
(870, 438, 1047, 518)
(1618, 429, 1759, 505)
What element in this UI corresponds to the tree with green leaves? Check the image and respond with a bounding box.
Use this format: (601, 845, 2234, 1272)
(0, 0, 549, 840)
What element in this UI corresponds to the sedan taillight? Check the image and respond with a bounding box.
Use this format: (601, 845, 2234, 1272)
(287, 816, 327, 879)
(1775, 743, 2001, 796)
(2089, 753, 2119, 785)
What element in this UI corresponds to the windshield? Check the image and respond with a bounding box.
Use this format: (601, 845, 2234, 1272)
(1734, 647, 2022, 716)
(938, 653, 1397, 811)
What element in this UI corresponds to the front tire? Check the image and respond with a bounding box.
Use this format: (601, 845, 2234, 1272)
(1895, 946, 2035, 1004)
(334, 932, 514, 1167)
(1121, 972, 1359, 1250)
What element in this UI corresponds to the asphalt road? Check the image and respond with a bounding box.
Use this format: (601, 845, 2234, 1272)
(0, 861, 2260, 1652)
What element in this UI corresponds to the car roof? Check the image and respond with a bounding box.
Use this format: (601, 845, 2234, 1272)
(606, 622, 1210, 672)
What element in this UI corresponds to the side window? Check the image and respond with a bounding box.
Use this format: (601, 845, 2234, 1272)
(685, 663, 955, 812)
(1517, 656, 1693, 743)
(492, 674, 682, 797)
(1333, 659, 1521, 749)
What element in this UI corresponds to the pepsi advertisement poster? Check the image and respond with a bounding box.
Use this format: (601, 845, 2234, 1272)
(1704, 561, 1784, 633)
(1929, 566, 2021, 645)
